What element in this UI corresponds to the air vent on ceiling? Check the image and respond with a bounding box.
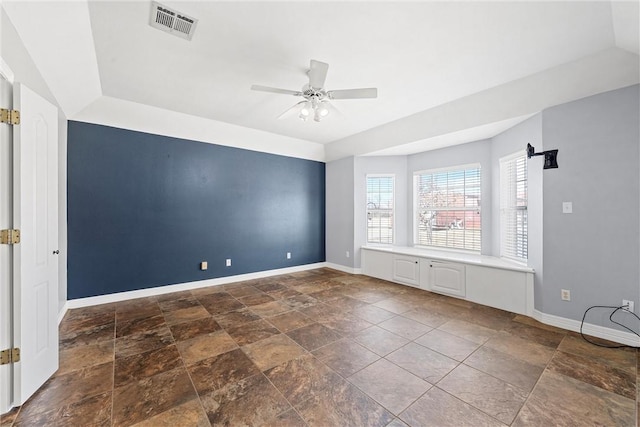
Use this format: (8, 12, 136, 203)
(149, 1, 198, 41)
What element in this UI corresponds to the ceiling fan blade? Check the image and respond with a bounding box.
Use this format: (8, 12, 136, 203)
(277, 101, 307, 119)
(308, 60, 329, 89)
(327, 88, 378, 100)
(251, 85, 302, 96)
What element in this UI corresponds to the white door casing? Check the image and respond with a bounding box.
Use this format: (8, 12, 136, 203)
(12, 82, 59, 404)
(0, 66, 14, 415)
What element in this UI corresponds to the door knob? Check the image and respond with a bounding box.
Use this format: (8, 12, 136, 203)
(52, 250, 59, 255)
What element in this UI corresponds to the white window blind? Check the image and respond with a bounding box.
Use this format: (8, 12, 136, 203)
(414, 165, 481, 251)
(366, 175, 394, 244)
(500, 152, 528, 261)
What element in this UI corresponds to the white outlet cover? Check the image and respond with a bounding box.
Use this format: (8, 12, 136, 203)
(562, 202, 573, 214)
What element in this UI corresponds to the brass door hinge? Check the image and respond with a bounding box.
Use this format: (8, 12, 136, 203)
(0, 229, 20, 245)
(0, 108, 20, 125)
(0, 348, 20, 365)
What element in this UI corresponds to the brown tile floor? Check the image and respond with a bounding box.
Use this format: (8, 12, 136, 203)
(2, 268, 638, 426)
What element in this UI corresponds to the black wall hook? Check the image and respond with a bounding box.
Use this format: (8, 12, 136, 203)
(527, 143, 559, 169)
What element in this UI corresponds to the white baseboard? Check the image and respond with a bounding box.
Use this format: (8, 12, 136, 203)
(532, 309, 640, 347)
(57, 302, 69, 325)
(325, 262, 362, 275)
(67, 262, 327, 309)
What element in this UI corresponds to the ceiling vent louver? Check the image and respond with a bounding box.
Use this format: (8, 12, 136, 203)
(149, 1, 198, 41)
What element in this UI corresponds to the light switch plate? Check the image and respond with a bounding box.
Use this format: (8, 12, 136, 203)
(562, 202, 573, 214)
(200, 261, 208, 270)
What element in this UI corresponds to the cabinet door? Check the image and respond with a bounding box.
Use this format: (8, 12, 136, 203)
(429, 261, 465, 297)
(393, 256, 420, 287)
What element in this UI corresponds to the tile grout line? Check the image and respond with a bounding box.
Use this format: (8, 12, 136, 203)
(344, 316, 478, 425)
(506, 333, 571, 426)
(260, 274, 345, 426)
(317, 300, 441, 423)
(236, 277, 316, 425)
(176, 342, 213, 427)
(379, 316, 551, 426)
(261, 368, 310, 426)
(160, 295, 211, 426)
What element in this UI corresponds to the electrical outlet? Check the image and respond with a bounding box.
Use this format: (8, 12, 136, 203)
(622, 300, 634, 312)
(286, 252, 291, 259)
(225, 258, 231, 267)
(200, 261, 208, 270)
(561, 289, 571, 301)
(346, 251, 350, 258)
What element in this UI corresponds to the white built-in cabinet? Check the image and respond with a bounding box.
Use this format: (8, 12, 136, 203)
(392, 256, 466, 297)
(362, 247, 534, 315)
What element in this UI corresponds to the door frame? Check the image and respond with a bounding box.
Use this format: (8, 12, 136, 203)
(0, 57, 15, 415)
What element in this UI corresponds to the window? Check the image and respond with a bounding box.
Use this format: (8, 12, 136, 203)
(414, 165, 481, 251)
(500, 152, 528, 261)
(366, 175, 394, 244)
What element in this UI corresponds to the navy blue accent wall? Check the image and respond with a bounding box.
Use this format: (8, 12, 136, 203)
(67, 121, 325, 299)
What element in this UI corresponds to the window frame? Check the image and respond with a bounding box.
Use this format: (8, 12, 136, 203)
(366, 174, 395, 245)
(499, 150, 528, 262)
(413, 163, 482, 253)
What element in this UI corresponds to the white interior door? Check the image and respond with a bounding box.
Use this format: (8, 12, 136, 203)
(12, 82, 59, 404)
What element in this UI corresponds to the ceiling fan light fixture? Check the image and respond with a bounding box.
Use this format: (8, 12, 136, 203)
(317, 101, 330, 117)
(300, 101, 312, 116)
(299, 100, 314, 121)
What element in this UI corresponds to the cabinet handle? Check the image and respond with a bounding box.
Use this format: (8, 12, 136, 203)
(415, 261, 418, 264)
(53, 250, 59, 255)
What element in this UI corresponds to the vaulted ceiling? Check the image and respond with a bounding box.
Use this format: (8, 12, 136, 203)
(2, 1, 638, 161)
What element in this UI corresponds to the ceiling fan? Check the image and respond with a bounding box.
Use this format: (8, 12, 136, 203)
(251, 60, 377, 122)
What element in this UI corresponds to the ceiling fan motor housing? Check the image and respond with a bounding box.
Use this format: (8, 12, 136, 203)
(302, 86, 327, 101)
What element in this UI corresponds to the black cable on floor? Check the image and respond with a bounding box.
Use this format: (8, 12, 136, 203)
(580, 304, 640, 349)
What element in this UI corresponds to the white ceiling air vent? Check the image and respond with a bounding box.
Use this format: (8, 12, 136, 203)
(149, 1, 198, 41)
